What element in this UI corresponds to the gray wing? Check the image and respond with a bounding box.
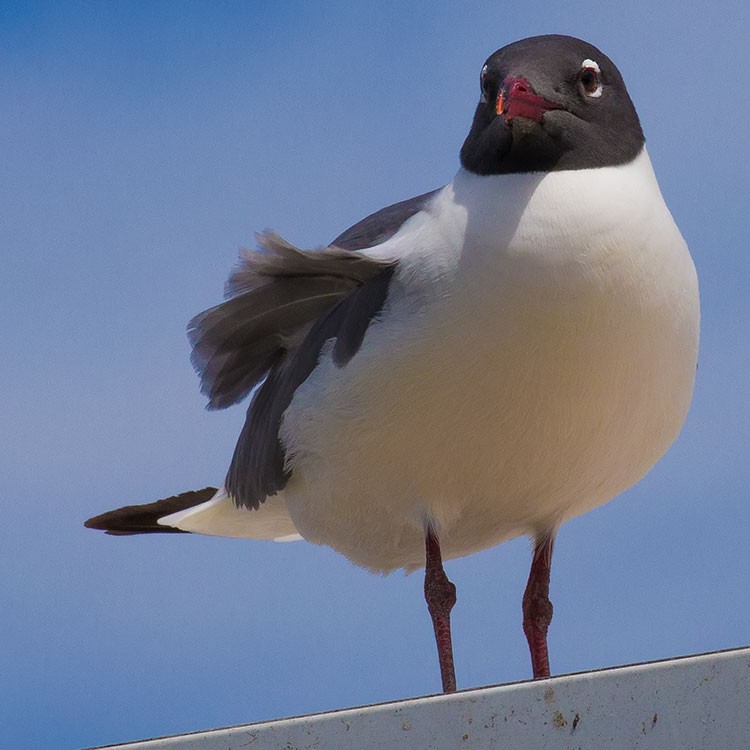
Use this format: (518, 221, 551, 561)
(190, 189, 439, 510)
(332, 189, 439, 251)
(190, 232, 391, 410)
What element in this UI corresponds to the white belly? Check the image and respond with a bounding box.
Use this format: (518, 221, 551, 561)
(280, 153, 700, 572)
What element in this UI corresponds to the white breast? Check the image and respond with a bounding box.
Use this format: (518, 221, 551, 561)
(279, 149, 700, 572)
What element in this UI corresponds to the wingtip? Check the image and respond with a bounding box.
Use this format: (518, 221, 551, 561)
(84, 487, 219, 536)
(84, 513, 109, 531)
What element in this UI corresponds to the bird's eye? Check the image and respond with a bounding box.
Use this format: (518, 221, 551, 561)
(580, 59, 603, 98)
(480, 64, 490, 102)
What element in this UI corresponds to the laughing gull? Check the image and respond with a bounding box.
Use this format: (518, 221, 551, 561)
(86, 34, 700, 694)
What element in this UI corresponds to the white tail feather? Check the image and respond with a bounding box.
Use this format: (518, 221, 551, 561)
(158, 487, 301, 542)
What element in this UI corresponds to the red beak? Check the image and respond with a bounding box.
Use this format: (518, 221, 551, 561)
(496, 77, 562, 123)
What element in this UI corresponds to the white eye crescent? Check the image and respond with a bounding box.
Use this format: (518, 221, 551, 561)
(480, 64, 490, 102)
(580, 58, 603, 98)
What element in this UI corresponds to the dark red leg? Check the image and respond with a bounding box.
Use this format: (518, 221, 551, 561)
(424, 528, 457, 693)
(522, 534, 555, 679)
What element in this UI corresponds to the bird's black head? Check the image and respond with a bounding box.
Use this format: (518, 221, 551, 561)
(460, 35, 644, 175)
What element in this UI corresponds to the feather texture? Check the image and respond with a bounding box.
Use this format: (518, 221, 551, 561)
(189, 232, 392, 410)
(188, 231, 398, 509)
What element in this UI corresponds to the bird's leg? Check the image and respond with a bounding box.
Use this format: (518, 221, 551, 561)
(522, 534, 555, 679)
(424, 527, 457, 693)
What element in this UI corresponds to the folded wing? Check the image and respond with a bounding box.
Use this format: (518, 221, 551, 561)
(189, 231, 398, 510)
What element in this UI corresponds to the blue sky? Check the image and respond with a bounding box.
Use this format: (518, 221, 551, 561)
(2, 2, 749, 748)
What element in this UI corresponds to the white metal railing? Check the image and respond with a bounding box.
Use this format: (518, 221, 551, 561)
(86, 647, 750, 749)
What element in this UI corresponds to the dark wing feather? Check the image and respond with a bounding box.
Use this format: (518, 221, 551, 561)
(189, 233, 392, 410)
(226, 232, 391, 295)
(84, 488, 218, 535)
(190, 276, 356, 409)
(191, 189, 440, 510)
(226, 265, 396, 508)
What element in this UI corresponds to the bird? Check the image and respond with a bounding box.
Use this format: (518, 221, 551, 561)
(86, 34, 700, 694)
